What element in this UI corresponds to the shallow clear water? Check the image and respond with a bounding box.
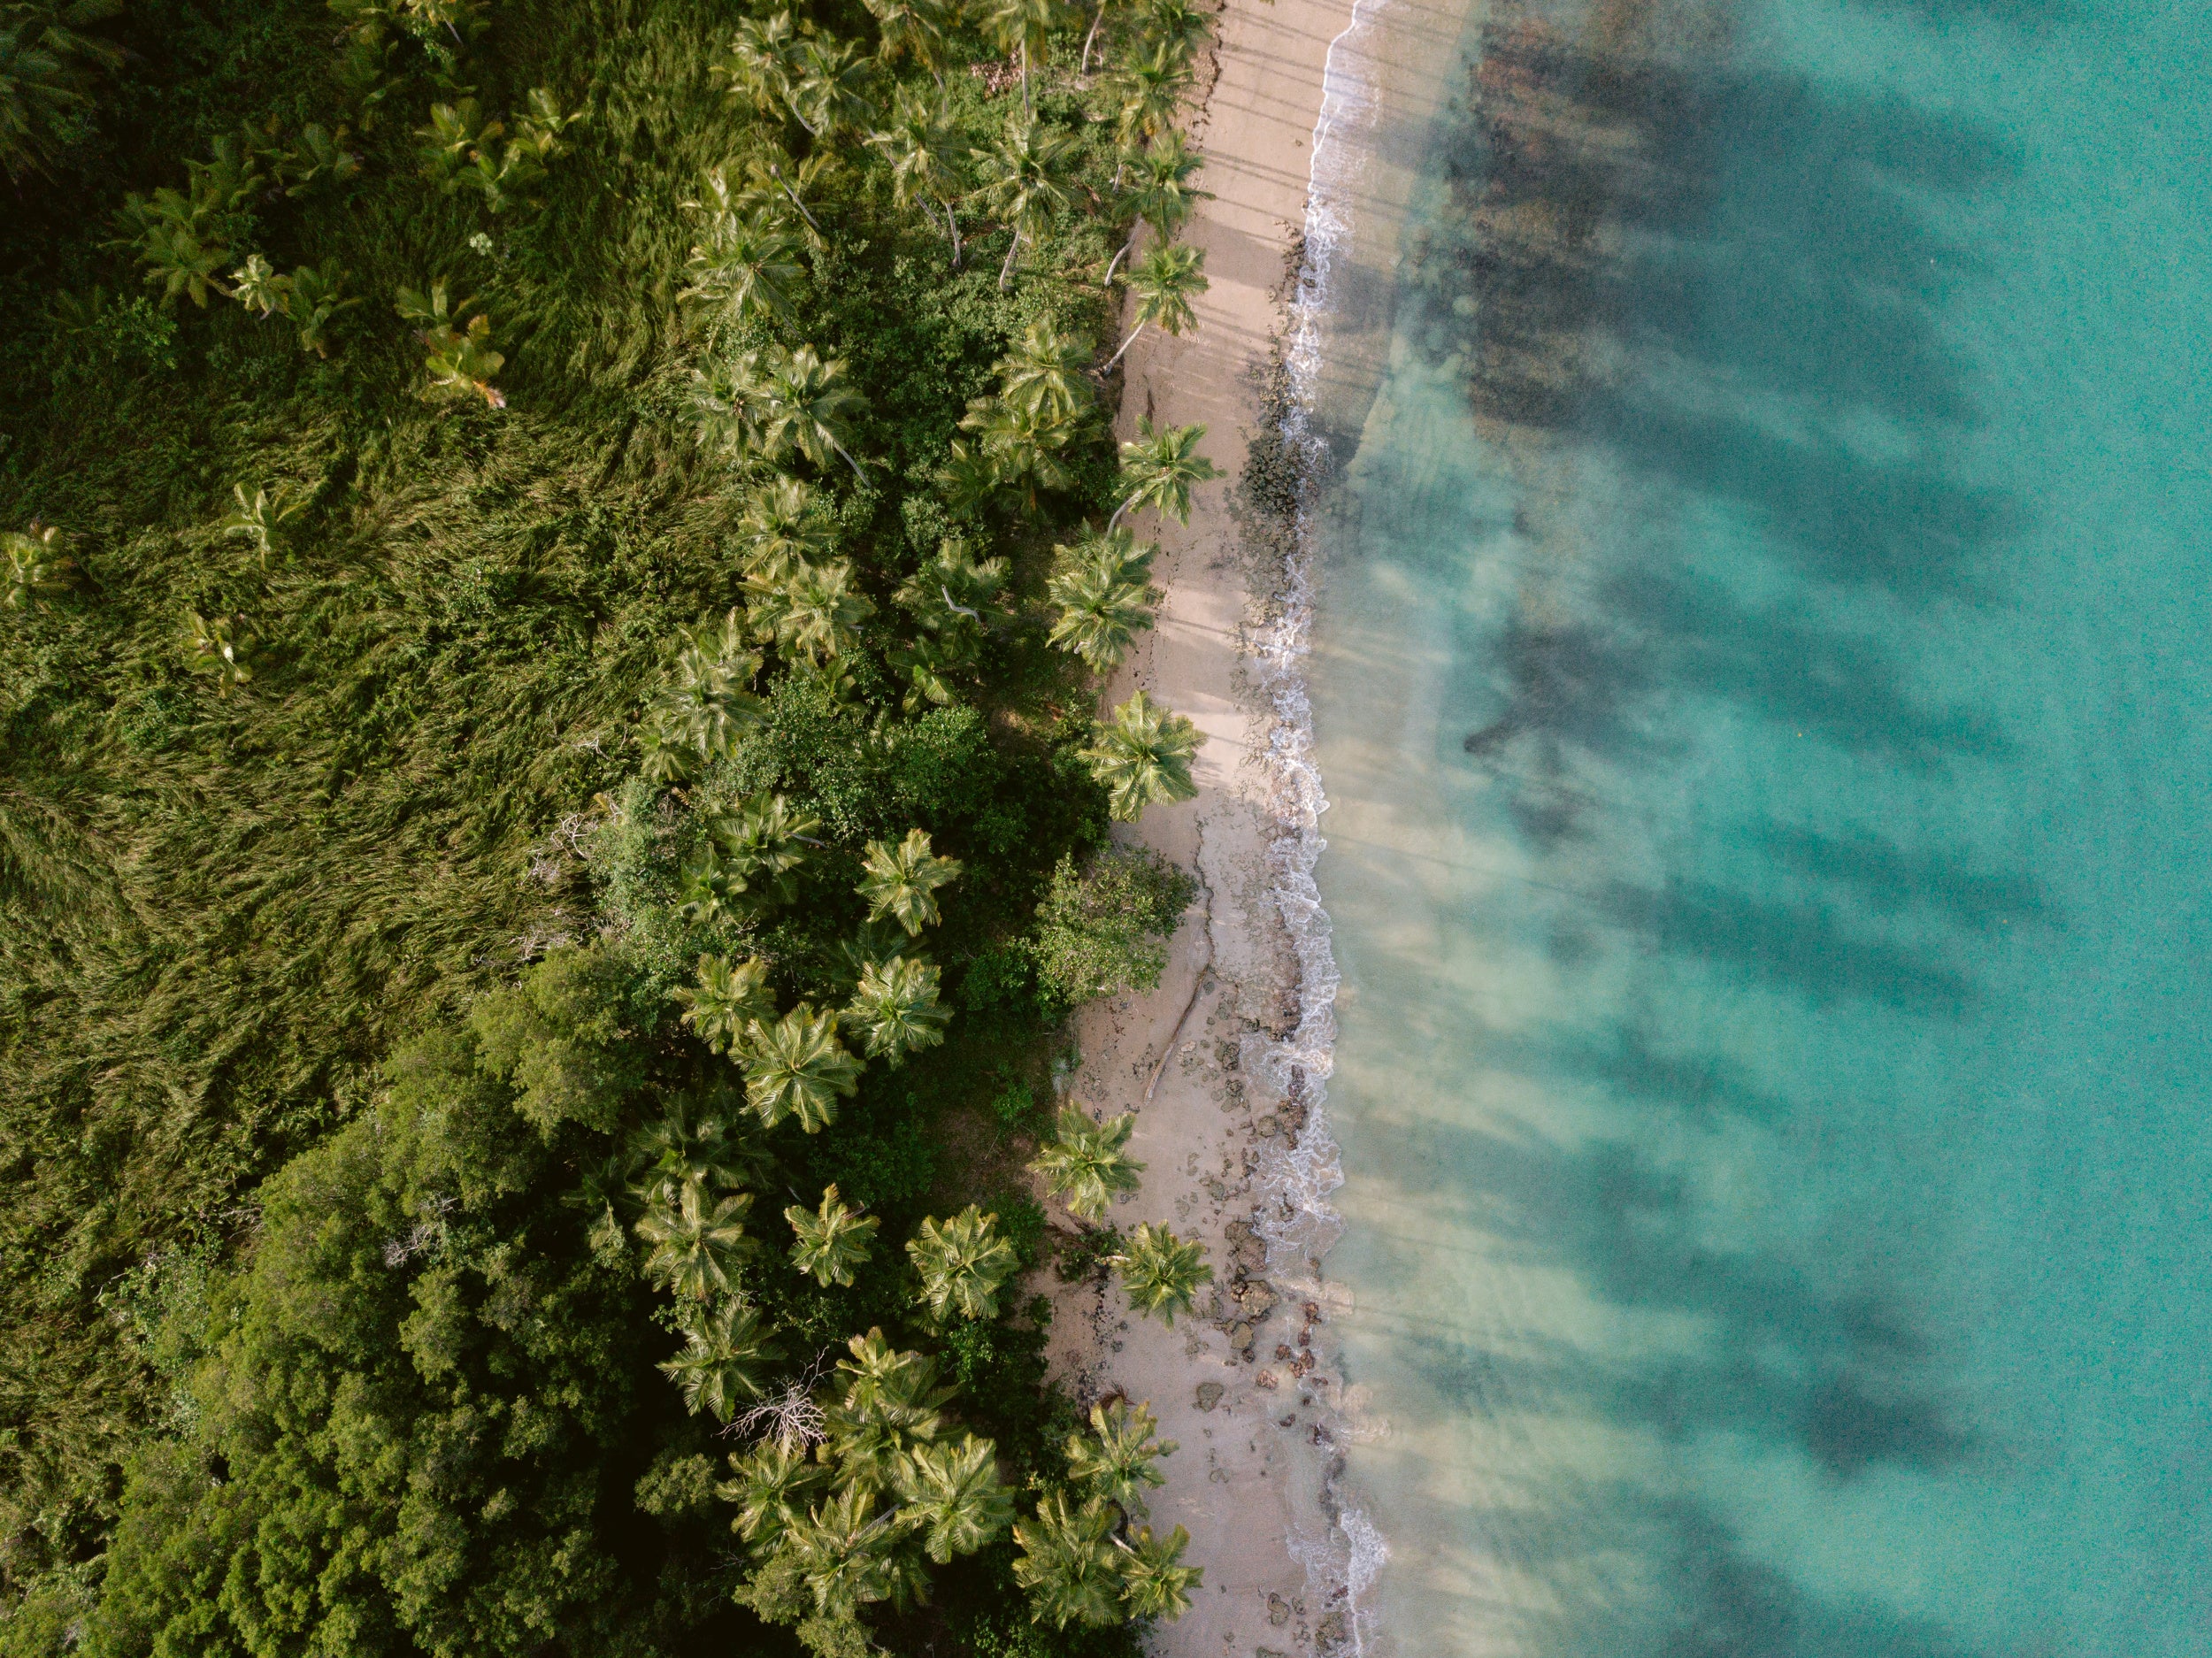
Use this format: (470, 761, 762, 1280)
(1305, 0, 2212, 1652)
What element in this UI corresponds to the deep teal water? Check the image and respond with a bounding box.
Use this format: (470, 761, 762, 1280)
(1307, 0, 2212, 1652)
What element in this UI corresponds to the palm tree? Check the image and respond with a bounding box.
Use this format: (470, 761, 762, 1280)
(1031, 1104, 1144, 1220)
(653, 610, 764, 764)
(857, 828, 962, 935)
(933, 438, 1002, 517)
(1110, 417, 1221, 526)
(682, 169, 806, 341)
(1046, 530, 1158, 672)
(1, 0, 122, 182)
(870, 86, 971, 265)
(750, 557, 875, 664)
(996, 318, 1094, 419)
(1115, 1524, 1201, 1620)
(627, 1093, 771, 1207)
(696, 344, 869, 481)
(713, 790, 822, 900)
(1108, 39, 1190, 150)
(1082, 689, 1201, 820)
(660, 1298, 779, 1420)
(961, 395, 1079, 507)
(671, 954, 775, 1055)
(1012, 1490, 1123, 1629)
(1106, 132, 1209, 280)
(784, 1485, 922, 1618)
(219, 481, 309, 567)
(791, 35, 878, 138)
(906, 1205, 1020, 1323)
(973, 0, 1073, 113)
(720, 1437, 827, 1546)
(1077, 0, 1126, 76)
(396, 280, 506, 408)
(971, 112, 1077, 291)
(737, 475, 833, 579)
(826, 1328, 951, 1490)
(184, 610, 251, 695)
(283, 261, 359, 356)
(1108, 1222, 1212, 1325)
(2, 522, 73, 610)
(896, 1435, 1014, 1562)
(863, 0, 952, 76)
(1132, 0, 1213, 63)
(786, 1183, 880, 1286)
(1065, 1395, 1174, 1519)
(710, 10, 809, 128)
(1105, 242, 1206, 367)
(229, 253, 287, 319)
(636, 1183, 755, 1300)
(742, 1004, 864, 1132)
(845, 956, 950, 1064)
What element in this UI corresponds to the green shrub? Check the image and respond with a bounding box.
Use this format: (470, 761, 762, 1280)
(1030, 848, 1197, 1007)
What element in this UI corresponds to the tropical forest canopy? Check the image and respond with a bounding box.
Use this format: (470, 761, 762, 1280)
(0, 0, 1229, 1651)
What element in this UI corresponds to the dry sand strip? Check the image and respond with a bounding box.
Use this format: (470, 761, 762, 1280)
(1036, 0, 1364, 1652)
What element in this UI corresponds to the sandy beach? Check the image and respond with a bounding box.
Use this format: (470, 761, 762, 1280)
(1033, 0, 1439, 1649)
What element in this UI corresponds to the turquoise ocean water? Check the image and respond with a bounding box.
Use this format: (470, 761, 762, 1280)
(1302, 0, 2212, 1651)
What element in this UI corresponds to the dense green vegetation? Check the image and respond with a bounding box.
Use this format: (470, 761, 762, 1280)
(0, 0, 1226, 1650)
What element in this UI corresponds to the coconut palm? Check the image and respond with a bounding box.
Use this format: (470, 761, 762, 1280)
(1108, 132, 1209, 279)
(1115, 1524, 1201, 1620)
(710, 10, 808, 127)
(1065, 1395, 1174, 1519)
(720, 1437, 827, 1546)
(1046, 529, 1158, 672)
(654, 608, 764, 764)
(636, 1183, 755, 1301)
(2, 522, 73, 610)
(996, 318, 1094, 419)
(1, 0, 122, 182)
(660, 1298, 779, 1420)
(887, 538, 1007, 710)
(786, 1183, 880, 1286)
(736, 475, 833, 579)
(825, 1328, 951, 1490)
(1082, 689, 1201, 820)
(1012, 1490, 1123, 1630)
(1031, 1104, 1144, 1220)
(1110, 416, 1221, 526)
(682, 170, 806, 341)
(845, 956, 950, 1064)
(1108, 1221, 1212, 1325)
(857, 828, 962, 935)
(905, 1205, 1020, 1323)
(791, 35, 877, 138)
(785, 1484, 926, 1618)
(863, 0, 952, 75)
(973, 0, 1073, 112)
(971, 111, 1077, 291)
(871, 86, 971, 265)
(960, 395, 1079, 506)
(1105, 242, 1206, 367)
(1108, 39, 1190, 149)
(229, 253, 287, 318)
(184, 610, 251, 695)
(695, 343, 868, 480)
(895, 1435, 1014, 1562)
(1131, 0, 1213, 63)
(748, 556, 874, 664)
(627, 1093, 771, 1208)
(741, 1003, 863, 1132)
(671, 954, 775, 1055)
(712, 790, 821, 901)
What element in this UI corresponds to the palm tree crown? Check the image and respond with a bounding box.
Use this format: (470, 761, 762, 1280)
(972, 112, 1077, 290)
(870, 86, 971, 263)
(748, 556, 875, 664)
(695, 343, 869, 481)
(906, 1205, 1020, 1322)
(659, 1298, 779, 1420)
(857, 828, 962, 934)
(1108, 1221, 1212, 1325)
(845, 955, 951, 1064)
(972, 0, 1074, 111)
(1111, 417, 1222, 526)
(671, 953, 775, 1055)
(1065, 1395, 1174, 1519)
(720, 1437, 826, 1547)
(996, 318, 1094, 420)
(681, 169, 806, 340)
(737, 474, 833, 580)
(741, 1003, 864, 1132)
(1046, 528, 1159, 672)
(636, 1182, 755, 1301)
(1011, 1489, 1123, 1629)
(895, 1434, 1014, 1562)
(863, 0, 953, 73)
(1030, 1104, 1145, 1220)
(1081, 689, 1202, 821)
(786, 1183, 881, 1286)
(1106, 242, 1207, 368)
(1115, 1523, 1201, 1620)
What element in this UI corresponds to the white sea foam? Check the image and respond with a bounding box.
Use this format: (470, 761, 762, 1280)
(1243, 0, 1396, 1646)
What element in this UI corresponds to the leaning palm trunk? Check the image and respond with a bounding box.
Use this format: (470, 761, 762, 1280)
(1103, 225, 1140, 285)
(1103, 319, 1144, 371)
(998, 229, 1024, 292)
(941, 199, 964, 265)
